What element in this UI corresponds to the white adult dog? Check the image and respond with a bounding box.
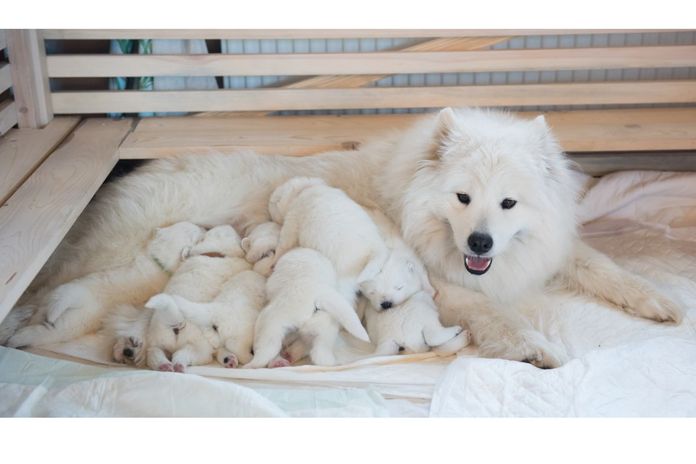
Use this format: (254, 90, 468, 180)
(245, 248, 370, 368)
(145, 269, 266, 368)
(5, 108, 682, 368)
(8, 221, 205, 349)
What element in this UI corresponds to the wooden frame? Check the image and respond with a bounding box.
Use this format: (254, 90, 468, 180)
(1, 28, 696, 322)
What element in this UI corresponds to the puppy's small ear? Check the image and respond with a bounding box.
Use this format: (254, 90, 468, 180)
(431, 107, 458, 159)
(241, 237, 250, 253)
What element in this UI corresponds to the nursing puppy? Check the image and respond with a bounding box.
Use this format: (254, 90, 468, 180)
(363, 291, 470, 356)
(8, 222, 205, 349)
(146, 270, 266, 368)
(269, 177, 389, 301)
(107, 224, 250, 368)
(241, 221, 280, 277)
(245, 248, 370, 368)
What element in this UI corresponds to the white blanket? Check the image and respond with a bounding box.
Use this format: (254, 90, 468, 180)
(1, 170, 695, 417)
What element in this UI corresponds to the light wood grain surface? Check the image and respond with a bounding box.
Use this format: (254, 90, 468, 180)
(0, 118, 132, 321)
(0, 100, 18, 137)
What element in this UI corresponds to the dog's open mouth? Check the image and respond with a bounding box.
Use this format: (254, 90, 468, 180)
(464, 255, 492, 275)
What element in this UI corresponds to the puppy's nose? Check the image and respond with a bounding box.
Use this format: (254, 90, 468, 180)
(468, 232, 493, 254)
(380, 301, 393, 310)
(123, 347, 134, 358)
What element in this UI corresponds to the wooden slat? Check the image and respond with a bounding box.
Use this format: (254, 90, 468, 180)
(41, 29, 668, 40)
(45, 46, 696, 78)
(0, 100, 18, 136)
(7, 30, 53, 128)
(0, 62, 12, 94)
(52, 81, 696, 114)
(117, 108, 696, 159)
(0, 30, 6, 51)
(571, 152, 696, 176)
(0, 118, 132, 321)
(0, 117, 81, 205)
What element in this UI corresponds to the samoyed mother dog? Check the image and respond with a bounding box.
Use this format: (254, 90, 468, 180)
(3, 108, 681, 367)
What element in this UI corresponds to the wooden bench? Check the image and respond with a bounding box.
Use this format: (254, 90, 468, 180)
(1, 28, 695, 322)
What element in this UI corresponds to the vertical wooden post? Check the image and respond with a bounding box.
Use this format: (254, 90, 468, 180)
(7, 29, 53, 128)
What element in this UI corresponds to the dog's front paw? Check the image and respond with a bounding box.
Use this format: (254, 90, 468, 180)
(478, 329, 569, 369)
(7, 324, 47, 348)
(157, 362, 175, 372)
(268, 356, 290, 368)
(620, 283, 683, 324)
(173, 363, 186, 373)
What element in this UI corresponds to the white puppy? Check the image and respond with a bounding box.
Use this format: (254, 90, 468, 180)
(241, 221, 281, 277)
(363, 291, 470, 356)
(106, 224, 250, 368)
(8, 222, 205, 348)
(245, 248, 370, 368)
(146, 270, 266, 368)
(269, 177, 389, 301)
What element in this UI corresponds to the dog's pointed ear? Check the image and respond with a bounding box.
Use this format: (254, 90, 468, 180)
(431, 107, 459, 159)
(240, 237, 250, 253)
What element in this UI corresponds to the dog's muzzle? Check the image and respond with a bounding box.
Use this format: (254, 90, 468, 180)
(464, 255, 493, 275)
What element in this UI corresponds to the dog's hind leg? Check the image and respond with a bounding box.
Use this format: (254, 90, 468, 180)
(422, 322, 464, 348)
(246, 319, 289, 368)
(561, 240, 683, 324)
(172, 342, 213, 372)
(147, 346, 173, 372)
(270, 212, 301, 265)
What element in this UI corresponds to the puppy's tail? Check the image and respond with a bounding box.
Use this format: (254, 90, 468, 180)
(315, 290, 369, 342)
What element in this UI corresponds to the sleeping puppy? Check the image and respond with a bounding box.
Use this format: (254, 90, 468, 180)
(363, 291, 470, 356)
(106, 224, 250, 370)
(241, 221, 281, 277)
(146, 269, 266, 368)
(245, 248, 370, 368)
(8, 221, 206, 349)
(268, 177, 390, 302)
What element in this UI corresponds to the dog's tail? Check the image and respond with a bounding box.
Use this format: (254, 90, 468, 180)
(315, 290, 370, 342)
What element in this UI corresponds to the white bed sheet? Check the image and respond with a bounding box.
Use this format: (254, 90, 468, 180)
(1, 170, 695, 417)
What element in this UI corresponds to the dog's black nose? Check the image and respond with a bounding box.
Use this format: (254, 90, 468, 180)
(123, 347, 134, 358)
(468, 232, 493, 254)
(380, 301, 393, 310)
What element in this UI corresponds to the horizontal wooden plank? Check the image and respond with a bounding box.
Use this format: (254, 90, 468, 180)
(41, 29, 670, 40)
(0, 63, 12, 94)
(0, 117, 81, 205)
(117, 108, 696, 159)
(571, 152, 696, 176)
(0, 100, 18, 136)
(52, 81, 696, 114)
(45, 45, 696, 78)
(0, 119, 132, 321)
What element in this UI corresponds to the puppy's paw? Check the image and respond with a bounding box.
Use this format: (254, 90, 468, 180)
(173, 363, 186, 373)
(157, 362, 175, 372)
(478, 329, 569, 369)
(7, 324, 48, 348)
(268, 356, 290, 368)
(620, 284, 683, 324)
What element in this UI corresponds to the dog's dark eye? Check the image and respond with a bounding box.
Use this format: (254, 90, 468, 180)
(501, 198, 517, 210)
(456, 193, 470, 205)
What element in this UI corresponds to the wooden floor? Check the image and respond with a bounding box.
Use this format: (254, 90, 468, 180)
(1, 107, 696, 321)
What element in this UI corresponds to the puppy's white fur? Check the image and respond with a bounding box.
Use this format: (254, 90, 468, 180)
(106, 225, 250, 368)
(269, 177, 389, 300)
(246, 248, 369, 368)
(8, 222, 205, 348)
(241, 221, 280, 277)
(363, 291, 470, 355)
(147, 270, 266, 368)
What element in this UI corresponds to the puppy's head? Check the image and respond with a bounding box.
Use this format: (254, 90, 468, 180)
(241, 221, 281, 264)
(148, 221, 206, 270)
(268, 177, 326, 222)
(359, 248, 434, 311)
(190, 224, 244, 258)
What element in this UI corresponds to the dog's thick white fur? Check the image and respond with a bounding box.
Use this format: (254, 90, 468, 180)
(7, 222, 205, 349)
(146, 270, 266, 368)
(241, 221, 280, 277)
(105, 224, 250, 367)
(246, 248, 369, 368)
(269, 177, 389, 300)
(363, 291, 470, 356)
(4, 108, 682, 368)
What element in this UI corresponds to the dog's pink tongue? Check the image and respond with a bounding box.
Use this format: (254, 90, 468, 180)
(466, 256, 491, 271)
